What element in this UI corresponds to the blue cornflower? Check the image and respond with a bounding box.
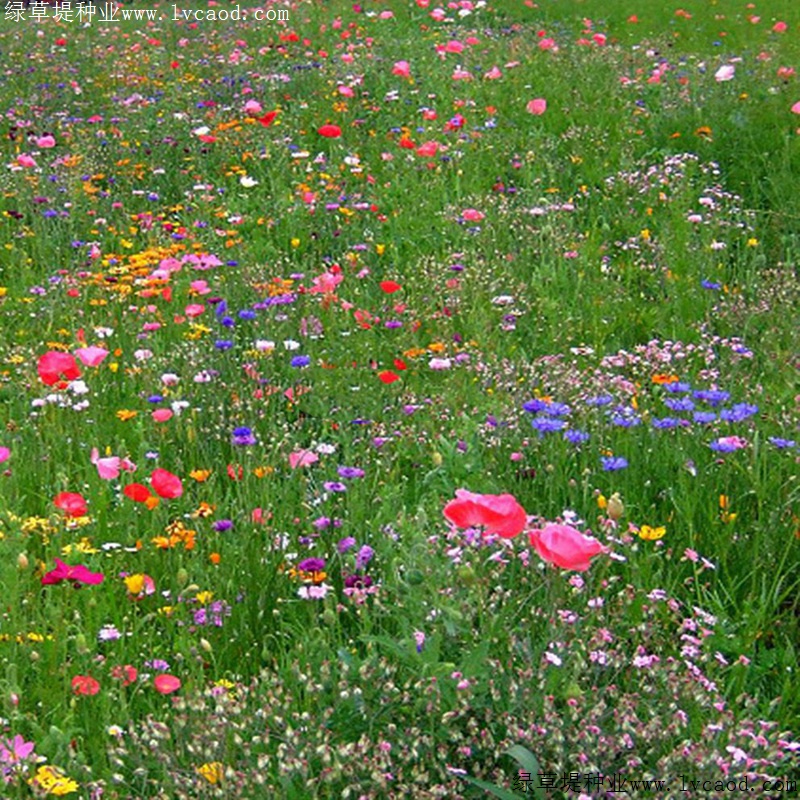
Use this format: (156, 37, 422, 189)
(664, 397, 695, 412)
(531, 417, 567, 435)
(563, 429, 590, 445)
(291, 355, 311, 368)
(601, 456, 629, 471)
(719, 403, 758, 422)
(232, 426, 256, 446)
(693, 389, 730, 407)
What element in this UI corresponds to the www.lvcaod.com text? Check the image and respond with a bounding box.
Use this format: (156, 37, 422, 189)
(4, 4, 289, 24)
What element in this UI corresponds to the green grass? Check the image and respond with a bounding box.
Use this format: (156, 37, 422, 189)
(0, 0, 798, 796)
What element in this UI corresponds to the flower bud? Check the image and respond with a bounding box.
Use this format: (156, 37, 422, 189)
(176, 568, 189, 588)
(607, 492, 625, 521)
(199, 638, 213, 653)
(17, 552, 29, 571)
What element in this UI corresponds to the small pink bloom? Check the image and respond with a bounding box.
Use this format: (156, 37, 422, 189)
(243, 99, 262, 115)
(36, 135, 56, 148)
(528, 523, 606, 571)
(16, 154, 36, 168)
(773, 21, 788, 33)
(484, 66, 502, 80)
(526, 98, 547, 115)
(715, 64, 735, 82)
(791, 101, 800, 114)
(74, 345, 109, 367)
(461, 208, 485, 221)
(0, 446, 9, 464)
(444, 489, 528, 538)
(416, 141, 439, 157)
(392, 60, 411, 78)
(152, 409, 173, 423)
(288, 449, 319, 469)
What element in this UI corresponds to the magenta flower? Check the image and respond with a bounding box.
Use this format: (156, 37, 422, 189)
(41, 558, 104, 586)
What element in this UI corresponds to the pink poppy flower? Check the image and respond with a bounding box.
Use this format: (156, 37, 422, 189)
(791, 101, 800, 114)
(715, 65, 735, 82)
(462, 208, 485, 222)
(288, 450, 319, 469)
(17, 154, 36, 168)
(152, 409, 173, 423)
(392, 60, 411, 78)
(36, 135, 56, 148)
(151, 468, 183, 499)
(528, 523, 607, 571)
(443, 489, 528, 538)
(0, 446, 9, 463)
(154, 674, 181, 694)
(74, 345, 109, 367)
(42, 558, 104, 586)
(527, 98, 547, 115)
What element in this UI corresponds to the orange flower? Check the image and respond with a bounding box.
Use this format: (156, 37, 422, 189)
(651, 373, 679, 385)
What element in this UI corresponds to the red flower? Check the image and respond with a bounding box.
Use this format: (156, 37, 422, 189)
(257, 110, 279, 126)
(318, 124, 342, 138)
(380, 280, 402, 294)
(53, 492, 88, 518)
(227, 463, 244, 480)
(111, 664, 138, 686)
(41, 558, 104, 586)
(443, 489, 528, 538)
(151, 468, 183, 499)
(37, 351, 81, 387)
(72, 675, 100, 696)
(124, 483, 153, 503)
(378, 370, 400, 384)
(154, 674, 181, 694)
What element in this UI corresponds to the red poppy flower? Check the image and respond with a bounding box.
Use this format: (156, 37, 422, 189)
(318, 124, 342, 138)
(154, 674, 181, 694)
(38, 351, 81, 386)
(124, 483, 152, 503)
(111, 664, 138, 686)
(380, 280, 402, 294)
(393, 358, 407, 371)
(378, 370, 400, 384)
(72, 675, 101, 696)
(257, 110, 279, 126)
(151, 468, 183, 499)
(444, 489, 528, 539)
(53, 492, 88, 518)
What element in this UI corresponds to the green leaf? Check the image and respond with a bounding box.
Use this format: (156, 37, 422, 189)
(459, 775, 522, 800)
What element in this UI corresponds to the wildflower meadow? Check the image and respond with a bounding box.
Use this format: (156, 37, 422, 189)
(1, 0, 799, 797)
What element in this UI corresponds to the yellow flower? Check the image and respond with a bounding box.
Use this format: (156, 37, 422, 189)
(639, 525, 667, 541)
(746, 238, 758, 247)
(253, 465, 274, 478)
(116, 409, 138, 421)
(195, 590, 214, 605)
(190, 468, 212, 482)
(29, 765, 79, 795)
(124, 574, 145, 596)
(197, 762, 224, 784)
(596, 494, 607, 510)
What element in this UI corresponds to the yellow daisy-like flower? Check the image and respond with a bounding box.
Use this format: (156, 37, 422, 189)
(123, 574, 145, 596)
(197, 761, 224, 784)
(195, 590, 214, 605)
(639, 525, 667, 541)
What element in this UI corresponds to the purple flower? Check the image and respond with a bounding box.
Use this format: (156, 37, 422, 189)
(584, 395, 613, 407)
(337, 466, 365, 479)
(694, 389, 730, 407)
(344, 573, 373, 589)
(768, 437, 796, 449)
(531, 416, 567, 434)
(213, 519, 233, 532)
(291, 355, 311, 368)
(601, 456, 628, 471)
(298, 557, 326, 573)
(651, 417, 681, 429)
(664, 397, 694, 412)
(232, 426, 256, 446)
(701, 280, 722, 290)
(323, 481, 347, 493)
(337, 536, 357, 553)
(563, 429, 590, 445)
(355, 545, 374, 570)
(693, 411, 717, 424)
(719, 403, 758, 422)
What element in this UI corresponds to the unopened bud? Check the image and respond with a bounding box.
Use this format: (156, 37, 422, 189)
(176, 569, 189, 588)
(432, 451, 443, 468)
(607, 492, 625, 521)
(17, 552, 29, 571)
(75, 633, 89, 655)
(199, 638, 213, 653)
